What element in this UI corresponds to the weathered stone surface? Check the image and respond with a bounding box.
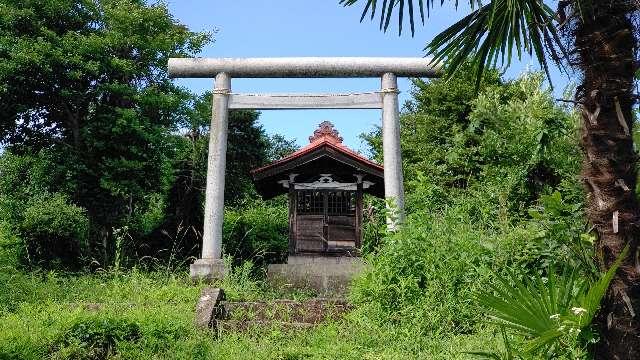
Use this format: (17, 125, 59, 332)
(216, 298, 352, 334)
(190, 258, 227, 281)
(200, 72, 231, 263)
(228, 92, 383, 109)
(218, 320, 315, 332)
(222, 299, 351, 323)
(195, 287, 225, 330)
(168, 57, 441, 78)
(381, 72, 405, 230)
(267, 256, 365, 295)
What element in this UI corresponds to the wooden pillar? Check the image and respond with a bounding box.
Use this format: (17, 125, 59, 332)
(288, 174, 297, 255)
(355, 175, 364, 250)
(322, 190, 329, 252)
(190, 72, 231, 279)
(381, 72, 405, 231)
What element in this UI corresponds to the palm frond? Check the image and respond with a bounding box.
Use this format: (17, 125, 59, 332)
(340, 0, 431, 36)
(427, 0, 560, 87)
(576, 244, 629, 327)
(476, 268, 579, 353)
(340, 0, 562, 88)
(476, 245, 629, 355)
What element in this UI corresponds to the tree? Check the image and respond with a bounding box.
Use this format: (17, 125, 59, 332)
(150, 91, 297, 262)
(341, 0, 639, 357)
(182, 91, 286, 204)
(0, 0, 211, 267)
(265, 134, 298, 162)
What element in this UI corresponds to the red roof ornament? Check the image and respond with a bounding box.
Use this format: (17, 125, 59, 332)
(308, 121, 343, 144)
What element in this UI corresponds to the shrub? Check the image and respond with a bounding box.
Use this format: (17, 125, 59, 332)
(51, 317, 141, 360)
(0, 151, 58, 228)
(222, 199, 288, 267)
(351, 72, 586, 341)
(20, 193, 89, 269)
(351, 213, 494, 336)
(0, 151, 89, 269)
(360, 196, 387, 255)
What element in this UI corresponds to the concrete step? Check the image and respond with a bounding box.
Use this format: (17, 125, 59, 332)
(220, 298, 352, 324)
(267, 256, 365, 295)
(217, 320, 316, 333)
(195, 288, 353, 334)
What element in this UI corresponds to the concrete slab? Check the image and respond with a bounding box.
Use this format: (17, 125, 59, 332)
(194, 288, 225, 330)
(267, 256, 365, 295)
(190, 258, 227, 281)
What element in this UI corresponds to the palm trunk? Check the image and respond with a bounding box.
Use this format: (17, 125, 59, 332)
(574, 1, 640, 357)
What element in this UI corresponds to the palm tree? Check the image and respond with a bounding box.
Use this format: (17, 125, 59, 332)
(340, 0, 639, 358)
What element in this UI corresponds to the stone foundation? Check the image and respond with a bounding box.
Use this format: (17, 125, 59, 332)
(194, 287, 353, 335)
(267, 255, 365, 295)
(190, 258, 227, 281)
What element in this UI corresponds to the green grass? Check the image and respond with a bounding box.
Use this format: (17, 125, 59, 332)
(0, 226, 507, 359)
(0, 265, 504, 359)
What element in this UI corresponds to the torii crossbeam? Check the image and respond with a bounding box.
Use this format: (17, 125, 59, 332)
(167, 57, 440, 279)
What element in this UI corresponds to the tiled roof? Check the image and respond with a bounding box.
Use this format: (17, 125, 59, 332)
(251, 121, 383, 175)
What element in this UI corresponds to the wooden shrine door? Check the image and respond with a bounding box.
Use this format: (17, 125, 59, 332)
(294, 189, 358, 254)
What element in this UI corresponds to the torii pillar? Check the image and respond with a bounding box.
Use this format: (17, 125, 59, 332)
(168, 57, 440, 279)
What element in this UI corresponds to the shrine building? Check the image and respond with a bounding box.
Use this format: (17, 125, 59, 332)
(251, 121, 385, 257)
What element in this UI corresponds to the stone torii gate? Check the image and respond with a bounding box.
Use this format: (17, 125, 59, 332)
(167, 57, 439, 279)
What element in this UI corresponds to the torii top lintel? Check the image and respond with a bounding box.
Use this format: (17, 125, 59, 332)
(168, 57, 441, 78)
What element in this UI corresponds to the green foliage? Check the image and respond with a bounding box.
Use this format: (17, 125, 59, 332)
(218, 258, 265, 300)
(351, 213, 494, 335)
(0, 268, 503, 359)
(0, 151, 89, 268)
(0, 0, 211, 268)
(474, 246, 628, 358)
(526, 191, 596, 276)
(144, 92, 297, 266)
(363, 72, 580, 223)
(467, 327, 517, 360)
(0, 2, 613, 357)
(223, 199, 289, 267)
(265, 134, 298, 162)
(0, 151, 62, 226)
(0, 0, 295, 272)
(360, 196, 387, 254)
(0, 0, 295, 270)
(0, 271, 204, 360)
(340, 0, 560, 86)
(353, 70, 588, 356)
(52, 317, 141, 360)
(182, 92, 277, 204)
(21, 193, 89, 269)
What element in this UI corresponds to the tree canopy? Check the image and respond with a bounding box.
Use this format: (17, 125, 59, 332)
(0, 0, 295, 269)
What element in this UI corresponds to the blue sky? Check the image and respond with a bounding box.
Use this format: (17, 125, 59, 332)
(166, 0, 572, 154)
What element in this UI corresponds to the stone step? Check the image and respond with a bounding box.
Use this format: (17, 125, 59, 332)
(217, 320, 316, 333)
(267, 256, 365, 296)
(195, 288, 353, 334)
(220, 298, 352, 323)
